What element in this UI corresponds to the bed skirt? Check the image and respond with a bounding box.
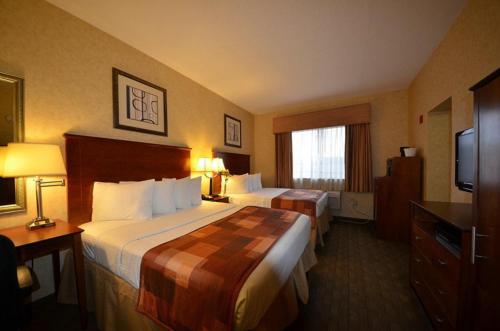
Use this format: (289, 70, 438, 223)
(58, 243, 317, 331)
(316, 207, 331, 246)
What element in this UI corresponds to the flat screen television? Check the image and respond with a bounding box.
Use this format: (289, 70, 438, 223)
(455, 128, 474, 192)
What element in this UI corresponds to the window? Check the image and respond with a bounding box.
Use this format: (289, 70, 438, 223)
(292, 126, 345, 190)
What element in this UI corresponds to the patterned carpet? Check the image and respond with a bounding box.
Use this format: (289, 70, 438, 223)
(287, 220, 432, 331)
(24, 220, 431, 331)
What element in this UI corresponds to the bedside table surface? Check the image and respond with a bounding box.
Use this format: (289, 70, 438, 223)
(203, 195, 230, 202)
(0, 219, 83, 248)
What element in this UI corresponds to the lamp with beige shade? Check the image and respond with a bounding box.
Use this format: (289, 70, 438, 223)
(2, 143, 67, 230)
(195, 157, 227, 196)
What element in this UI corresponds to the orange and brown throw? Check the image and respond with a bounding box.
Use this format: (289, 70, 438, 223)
(271, 189, 324, 228)
(137, 206, 301, 331)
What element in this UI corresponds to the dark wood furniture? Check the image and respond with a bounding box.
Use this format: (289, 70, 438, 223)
(212, 151, 250, 194)
(0, 220, 87, 329)
(374, 157, 422, 241)
(470, 68, 500, 330)
(410, 201, 472, 331)
(64, 133, 191, 225)
(201, 195, 230, 203)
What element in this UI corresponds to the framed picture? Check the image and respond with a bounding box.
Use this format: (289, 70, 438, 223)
(112, 68, 167, 136)
(224, 114, 242, 148)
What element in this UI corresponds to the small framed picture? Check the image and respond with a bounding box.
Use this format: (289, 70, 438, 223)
(112, 68, 168, 136)
(224, 114, 242, 148)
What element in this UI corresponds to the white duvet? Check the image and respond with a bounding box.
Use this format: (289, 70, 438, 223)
(227, 188, 329, 216)
(80, 201, 311, 330)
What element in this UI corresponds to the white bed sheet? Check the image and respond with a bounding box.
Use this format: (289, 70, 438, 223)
(80, 201, 311, 330)
(227, 188, 329, 216)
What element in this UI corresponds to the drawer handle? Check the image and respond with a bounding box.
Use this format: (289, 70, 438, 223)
(435, 316, 445, 324)
(437, 259, 447, 266)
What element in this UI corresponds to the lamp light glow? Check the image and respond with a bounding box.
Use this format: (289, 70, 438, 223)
(3, 143, 67, 230)
(0, 146, 6, 177)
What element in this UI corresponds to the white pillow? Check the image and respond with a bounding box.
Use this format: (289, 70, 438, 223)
(121, 179, 176, 215)
(247, 174, 255, 192)
(190, 176, 202, 206)
(92, 180, 154, 221)
(172, 177, 193, 209)
(250, 173, 262, 191)
(226, 174, 250, 194)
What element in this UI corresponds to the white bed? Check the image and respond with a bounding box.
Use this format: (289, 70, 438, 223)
(79, 201, 313, 331)
(226, 188, 330, 245)
(226, 188, 329, 216)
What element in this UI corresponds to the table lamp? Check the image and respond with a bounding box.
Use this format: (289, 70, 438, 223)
(2, 143, 67, 230)
(195, 157, 226, 196)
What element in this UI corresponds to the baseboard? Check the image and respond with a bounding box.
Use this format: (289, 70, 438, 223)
(333, 215, 374, 224)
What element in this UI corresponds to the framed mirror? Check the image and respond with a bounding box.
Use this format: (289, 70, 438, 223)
(0, 72, 25, 214)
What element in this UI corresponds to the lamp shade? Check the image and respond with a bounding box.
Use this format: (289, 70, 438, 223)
(211, 158, 226, 172)
(195, 157, 213, 172)
(3, 143, 67, 178)
(0, 146, 6, 177)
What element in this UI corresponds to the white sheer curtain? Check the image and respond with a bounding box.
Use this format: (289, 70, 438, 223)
(292, 126, 345, 191)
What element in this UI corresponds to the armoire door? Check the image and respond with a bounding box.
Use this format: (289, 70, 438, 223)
(471, 69, 500, 331)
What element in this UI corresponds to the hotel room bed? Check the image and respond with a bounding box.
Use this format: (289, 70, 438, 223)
(226, 187, 330, 245)
(59, 134, 317, 331)
(212, 151, 331, 246)
(60, 201, 315, 331)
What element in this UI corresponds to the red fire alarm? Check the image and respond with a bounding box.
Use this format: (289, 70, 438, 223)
(419, 115, 423, 124)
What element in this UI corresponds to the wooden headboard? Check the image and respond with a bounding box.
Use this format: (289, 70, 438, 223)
(212, 151, 250, 194)
(64, 133, 191, 225)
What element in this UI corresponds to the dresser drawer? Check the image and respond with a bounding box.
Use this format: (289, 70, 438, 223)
(431, 241, 460, 294)
(411, 223, 433, 260)
(429, 279, 458, 327)
(412, 248, 459, 325)
(411, 271, 453, 331)
(411, 247, 432, 284)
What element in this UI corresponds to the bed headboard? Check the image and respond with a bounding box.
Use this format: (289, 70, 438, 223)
(64, 133, 191, 225)
(212, 151, 250, 194)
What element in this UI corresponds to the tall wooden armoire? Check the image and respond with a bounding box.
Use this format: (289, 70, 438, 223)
(374, 157, 422, 241)
(470, 68, 500, 331)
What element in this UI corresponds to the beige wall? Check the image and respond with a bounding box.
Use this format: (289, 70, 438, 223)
(0, 0, 253, 299)
(408, 0, 500, 203)
(426, 108, 451, 201)
(255, 89, 409, 187)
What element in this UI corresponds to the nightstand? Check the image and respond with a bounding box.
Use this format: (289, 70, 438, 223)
(202, 195, 230, 203)
(0, 220, 88, 329)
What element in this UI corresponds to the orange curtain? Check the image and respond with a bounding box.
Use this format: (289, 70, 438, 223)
(345, 123, 373, 192)
(275, 132, 294, 188)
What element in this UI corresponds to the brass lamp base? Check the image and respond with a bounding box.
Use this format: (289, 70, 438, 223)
(26, 218, 56, 230)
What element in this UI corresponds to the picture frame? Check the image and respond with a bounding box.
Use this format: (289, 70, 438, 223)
(112, 68, 168, 136)
(224, 114, 242, 148)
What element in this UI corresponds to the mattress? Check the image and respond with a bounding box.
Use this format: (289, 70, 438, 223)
(227, 188, 329, 216)
(79, 201, 311, 330)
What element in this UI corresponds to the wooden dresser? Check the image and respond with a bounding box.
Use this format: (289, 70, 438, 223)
(410, 201, 472, 330)
(375, 157, 422, 241)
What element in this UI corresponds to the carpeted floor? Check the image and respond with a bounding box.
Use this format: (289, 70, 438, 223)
(286, 220, 432, 331)
(24, 221, 431, 331)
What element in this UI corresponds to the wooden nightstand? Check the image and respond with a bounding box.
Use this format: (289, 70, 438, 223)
(202, 195, 230, 203)
(0, 220, 87, 329)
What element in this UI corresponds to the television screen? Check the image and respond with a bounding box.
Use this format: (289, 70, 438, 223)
(455, 128, 474, 192)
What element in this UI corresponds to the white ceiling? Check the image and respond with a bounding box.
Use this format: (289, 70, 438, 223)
(46, 0, 465, 114)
